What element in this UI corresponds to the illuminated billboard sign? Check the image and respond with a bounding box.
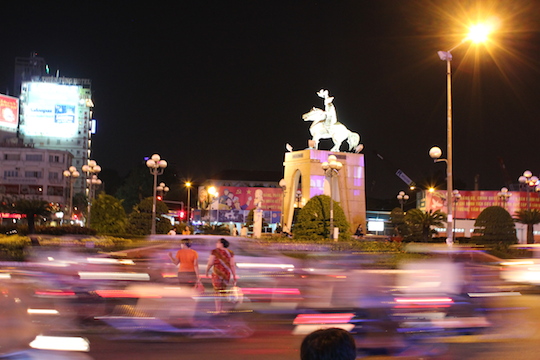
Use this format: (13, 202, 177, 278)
(198, 186, 283, 211)
(21, 82, 80, 138)
(422, 190, 540, 219)
(0, 94, 19, 131)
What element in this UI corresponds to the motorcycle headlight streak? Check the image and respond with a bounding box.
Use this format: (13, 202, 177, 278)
(29, 335, 90, 352)
(78, 272, 150, 281)
(236, 263, 294, 269)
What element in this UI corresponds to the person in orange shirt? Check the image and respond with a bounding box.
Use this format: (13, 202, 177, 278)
(168, 239, 200, 286)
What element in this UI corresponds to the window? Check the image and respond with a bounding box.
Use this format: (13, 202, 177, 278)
(49, 172, 60, 180)
(4, 154, 20, 161)
(49, 155, 62, 163)
(25, 171, 42, 178)
(4, 170, 18, 178)
(26, 154, 43, 161)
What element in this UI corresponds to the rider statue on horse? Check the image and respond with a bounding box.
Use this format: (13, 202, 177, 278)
(302, 89, 361, 153)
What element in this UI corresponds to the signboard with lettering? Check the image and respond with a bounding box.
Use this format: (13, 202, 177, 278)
(0, 94, 19, 131)
(198, 186, 283, 211)
(422, 190, 538, 219)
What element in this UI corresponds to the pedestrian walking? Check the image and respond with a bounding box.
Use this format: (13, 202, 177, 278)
(205, 238, 237, 314)
(168, 239, 200, 287)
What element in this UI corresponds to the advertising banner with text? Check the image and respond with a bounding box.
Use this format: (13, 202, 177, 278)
(0, 94, 19, 130)
(423, 190, 540, 219)
(198, 186, 283, 211)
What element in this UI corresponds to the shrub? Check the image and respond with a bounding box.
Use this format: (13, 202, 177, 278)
(474, 206, 517, 245)
(293, 195, 351, 241)
(0, 235, 31, 261)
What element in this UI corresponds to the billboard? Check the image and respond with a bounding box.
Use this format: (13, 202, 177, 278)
(198, 186, 283, 211)
(21, 82, 80, 138)
(0, 94, 19, 131)
(422, 190, 540, 219)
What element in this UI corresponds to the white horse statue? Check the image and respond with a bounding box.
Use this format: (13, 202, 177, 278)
(302, 89, 360, 152)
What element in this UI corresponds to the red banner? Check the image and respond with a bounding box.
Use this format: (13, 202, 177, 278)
(0, 94, 19, 129)
(423, 190, 540, 219)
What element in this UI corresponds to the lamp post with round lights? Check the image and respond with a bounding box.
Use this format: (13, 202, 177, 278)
(81, 160, 101, 226)
(429, 146, 454, 244)
(207, 186, 218, 223)
(518, 170, 538, 212)
(498, 187, 511, 209)
(321, 155, 343, 241)
(146, 154, 167, 235)
(157, 182, 169, 199)
(185, 182, 192, 224)
(452, 189, 461, 239)
(63, 166, 80, 220)
(279, 179, 287, 228)
(397, 191, 409, 211)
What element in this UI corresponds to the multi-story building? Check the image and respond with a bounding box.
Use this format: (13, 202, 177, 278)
(18, 76, 95, 195)
(0, 146, 73, 206)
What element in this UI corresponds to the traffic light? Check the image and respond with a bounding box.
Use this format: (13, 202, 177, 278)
(179, 210, 185, 220)
(157, 195, 163, 201)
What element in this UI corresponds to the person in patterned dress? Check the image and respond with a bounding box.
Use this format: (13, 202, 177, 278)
(205, 238, 237, 313)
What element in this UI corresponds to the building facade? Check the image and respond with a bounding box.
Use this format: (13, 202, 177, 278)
(0, 146, 73, 206)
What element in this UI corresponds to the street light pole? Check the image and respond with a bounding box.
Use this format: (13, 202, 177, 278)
(435, 22, 495, 245)
(452, 189, 461, 239)
(81, 160, 101, 227)
(518, 170, 538, 212)
(498, 187, 511, 209)
(146, 154, 167, 235)
(321, 155, 343, 241)
(63, 166, 80, 221)
(185, 182, 191, 224)
(397, 191, 409, 211)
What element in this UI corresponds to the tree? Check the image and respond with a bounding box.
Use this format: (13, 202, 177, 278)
(10, 198, 51, 235)
(514, 209, 540, 244)
(127, 197, 171, 235)
(404, 209, 446, 242)
(390, 207, 409, 238)
(293, 195, 350, 241)
(90, 193, 128, 234)
(474, 206, 517, 245)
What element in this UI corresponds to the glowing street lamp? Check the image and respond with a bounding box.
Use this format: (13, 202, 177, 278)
(397, 191, 409, 211)
(63, 166, 80, 220)
(518, 170, 539, 212)
(434, 22, 494, 245)
(321, 155, 343, 241)
(498, 187, 511, 209)
(185, 182, 192, 224)
(146, 154, 167, 235)
(81, 160, 101, 226)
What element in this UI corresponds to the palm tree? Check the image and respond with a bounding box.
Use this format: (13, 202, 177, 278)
(514, 209, 540, 244)
(11, 198, 51, 235)
(404, 209, 446, 242)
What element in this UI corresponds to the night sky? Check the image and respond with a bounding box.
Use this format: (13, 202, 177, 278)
(2, 1, 540, 202)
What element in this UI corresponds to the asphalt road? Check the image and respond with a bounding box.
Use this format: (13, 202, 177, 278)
(82, 294, 540, 360)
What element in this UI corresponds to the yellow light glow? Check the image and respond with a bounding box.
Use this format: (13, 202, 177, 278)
(429, 188, 435, 193)
(467, 20, 498, 43)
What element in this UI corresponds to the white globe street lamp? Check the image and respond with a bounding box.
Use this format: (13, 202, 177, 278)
(146, 154, 167, 235)
(63, 166, 80, 221)
(321, 155, 343, 241)
(397, 191, 409, 211)
(518, 170, 538, 212)
(498, 187, 511, 209)
(81, 160, 101, 226)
